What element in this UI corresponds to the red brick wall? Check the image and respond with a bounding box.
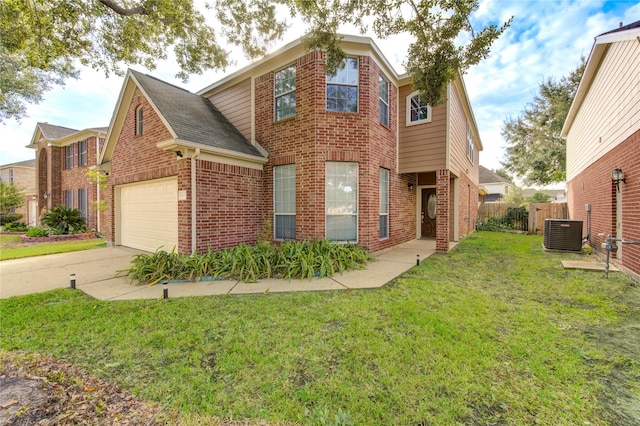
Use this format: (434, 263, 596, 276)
(436, 170, 450, 252)
(457, 173, 478, 238)
(567, 129, 640, 276)
(105, 88, 178, 246)
(254, 52, 415, 251)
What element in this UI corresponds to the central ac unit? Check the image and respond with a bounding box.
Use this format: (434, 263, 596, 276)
(544, 219, 583, 251)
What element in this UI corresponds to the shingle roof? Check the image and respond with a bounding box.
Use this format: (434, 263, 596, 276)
(130, 70, 263, 158)
(600, 19, 640, 36)
(0, 159, 36, 168)
(479, 165, 512, 184)
(91, 127, 109, 133)
(37, 123, 77, 140)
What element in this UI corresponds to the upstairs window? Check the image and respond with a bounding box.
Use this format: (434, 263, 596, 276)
(326, 57, 358, 113)
(275, 65, 296, 121)
(407, 92, 432, 125)
(65, 145, 74, 169)
(135, 105, 143, 135)
(78, 140, 88, 166)
(467, 125, 475, 164)
(9, 169, 13, 184)
(379, 75, 389, 126)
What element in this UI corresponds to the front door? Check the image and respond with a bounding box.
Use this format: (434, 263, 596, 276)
(421, 188, 436, 239)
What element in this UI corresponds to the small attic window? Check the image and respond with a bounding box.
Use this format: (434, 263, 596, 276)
(135, 105, 143, 135)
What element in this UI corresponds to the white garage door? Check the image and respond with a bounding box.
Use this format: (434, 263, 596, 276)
(119, 178, 178, 252)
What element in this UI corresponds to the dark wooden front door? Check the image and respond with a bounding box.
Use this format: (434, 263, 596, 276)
(421, 188, 437, 239)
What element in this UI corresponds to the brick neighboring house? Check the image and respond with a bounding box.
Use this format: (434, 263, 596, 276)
(0, 159, 37, 226)
(99, 35, 482, 254)
(27, 123, 108, 232)
(562, 20, 640, 278)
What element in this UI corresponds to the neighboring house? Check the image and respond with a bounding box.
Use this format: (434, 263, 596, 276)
(99, 35, 482, 254)
(478, 165, 515, 202)
(522, 188, 567, 203)
(562, 20, 640, 277)
(0, 159, 37, 226)
(27, 123, 109, 232)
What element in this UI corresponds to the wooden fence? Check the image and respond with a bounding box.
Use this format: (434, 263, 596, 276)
(528, 203, 568, 235)
(477, 202, 568, 234)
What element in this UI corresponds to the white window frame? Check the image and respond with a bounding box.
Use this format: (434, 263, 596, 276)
(325, 161, 358, 243)
(379, 75, 389, 126)
(380, 167, 389, 239)
(65, 145, 74, 169)
(135, 105, 143, 135)
(274, 64, 296, 121)
(78, 139, 88, 166)
(406, 91, 432, 126)
(274, 164, 296, 240)
(467, 125, 475, 164)
(326, 57, 359, 113)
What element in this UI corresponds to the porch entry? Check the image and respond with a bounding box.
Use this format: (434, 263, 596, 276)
(421, 188, 436, 239)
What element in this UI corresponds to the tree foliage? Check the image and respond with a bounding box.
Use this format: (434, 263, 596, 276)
(494, 168, 513, 182)
(41, 205, 87, 234)
(501, 59, 586, 186)
(1, 0, 510, 122)
(527, 191, 552, 203)
(0, 181, 25, 214)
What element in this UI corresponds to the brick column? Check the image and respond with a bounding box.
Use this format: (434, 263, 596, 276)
(436, 169, 450, 252)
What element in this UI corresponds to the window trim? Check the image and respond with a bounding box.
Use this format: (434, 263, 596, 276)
(379, 75, 389, 127)
(135, 105, 143, 135)
(274, 64, 296, 122)
(65, 145, 74, 170)
(467, 125, 475, 164)
(78, 140, 88, 167)
(379, 167, 389, 239)
(64, 190, 73, 208)
(325, 161, 359, 243)
(77, 188, 87, 218)
(406, 91, 432, 126)
(326, 57, 359, 113)
(9, 169, 13, 184)
(273, 164, 296, 240)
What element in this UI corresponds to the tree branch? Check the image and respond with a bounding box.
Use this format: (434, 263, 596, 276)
(98, 0, 147, 16)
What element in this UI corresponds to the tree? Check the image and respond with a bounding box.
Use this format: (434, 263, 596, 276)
(0, 181, 25, 215)
(501, 58, 586, 186)
(528, 191, 552, 203)
(494, 168, 513, 182)
(41, 205, 86, 234)
(501, 185, 524, 205)
(1, 0, 510, 122)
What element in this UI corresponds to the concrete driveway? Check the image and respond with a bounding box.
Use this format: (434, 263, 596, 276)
(0, 247, 142, 299)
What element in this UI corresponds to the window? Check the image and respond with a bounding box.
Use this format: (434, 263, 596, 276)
(79, 140, 87, 166)
(379, 75, 389, 126)
(77, 188, 87, 218)
(65, 145, 74, 169)
(326, 57, 358, 113)
(380, 168, 389, 239)
(326, 162, 358, 242)
(467, 125, 475, 164)
(407, 92, 432, 125)
(64, 190, 73, 208)
(274, 65, 296, 121)
(9, 169, 13, 184)
(135, 105, 143, 135)
(274, 164, 296, 239)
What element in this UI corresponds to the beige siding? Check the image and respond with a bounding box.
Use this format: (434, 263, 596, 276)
(0, 166, 36, 192)
(566, 39, 640, 181)
(208, 78, 252, 141)
(448, 85, 477, 182)
(398, 85, 447, 173)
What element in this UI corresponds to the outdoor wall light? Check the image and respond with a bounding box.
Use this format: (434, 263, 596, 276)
(611, 167, 626, 191)
(43, 192, 50, 199)
(176, 150, 183, 159)
(408, 182, 414, 190)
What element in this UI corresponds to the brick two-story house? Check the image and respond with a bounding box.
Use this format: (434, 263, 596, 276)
(99, 36, 482, 254)
(27, 123, 108, 232)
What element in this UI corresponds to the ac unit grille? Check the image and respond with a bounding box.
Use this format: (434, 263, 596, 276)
(544, 219, 583, 251)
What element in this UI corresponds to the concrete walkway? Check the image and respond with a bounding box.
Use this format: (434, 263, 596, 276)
(0, 240, 442, 300)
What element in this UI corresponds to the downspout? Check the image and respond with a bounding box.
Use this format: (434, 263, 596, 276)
(191, 148, 200, 254)
(96, 137, 101, 232)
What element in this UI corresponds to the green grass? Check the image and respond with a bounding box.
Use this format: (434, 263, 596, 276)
(0, 235, 107, 260)
(1, 232, 638, 425)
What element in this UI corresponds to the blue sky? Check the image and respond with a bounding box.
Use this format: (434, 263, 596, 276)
(1, 0, 638, 184)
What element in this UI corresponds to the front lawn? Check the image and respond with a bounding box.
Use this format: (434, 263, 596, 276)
(0, 234, 107, 260)
(1, 232, 638, 425)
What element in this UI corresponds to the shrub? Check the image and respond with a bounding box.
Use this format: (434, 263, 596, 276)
(41, 205, 87, 235)
(3, 221, 28, 232)
(26, 227, 50, 237)
(0, 213, 23, 225)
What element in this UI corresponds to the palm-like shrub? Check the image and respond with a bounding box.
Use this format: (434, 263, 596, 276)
(41, 205, 87, 235)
